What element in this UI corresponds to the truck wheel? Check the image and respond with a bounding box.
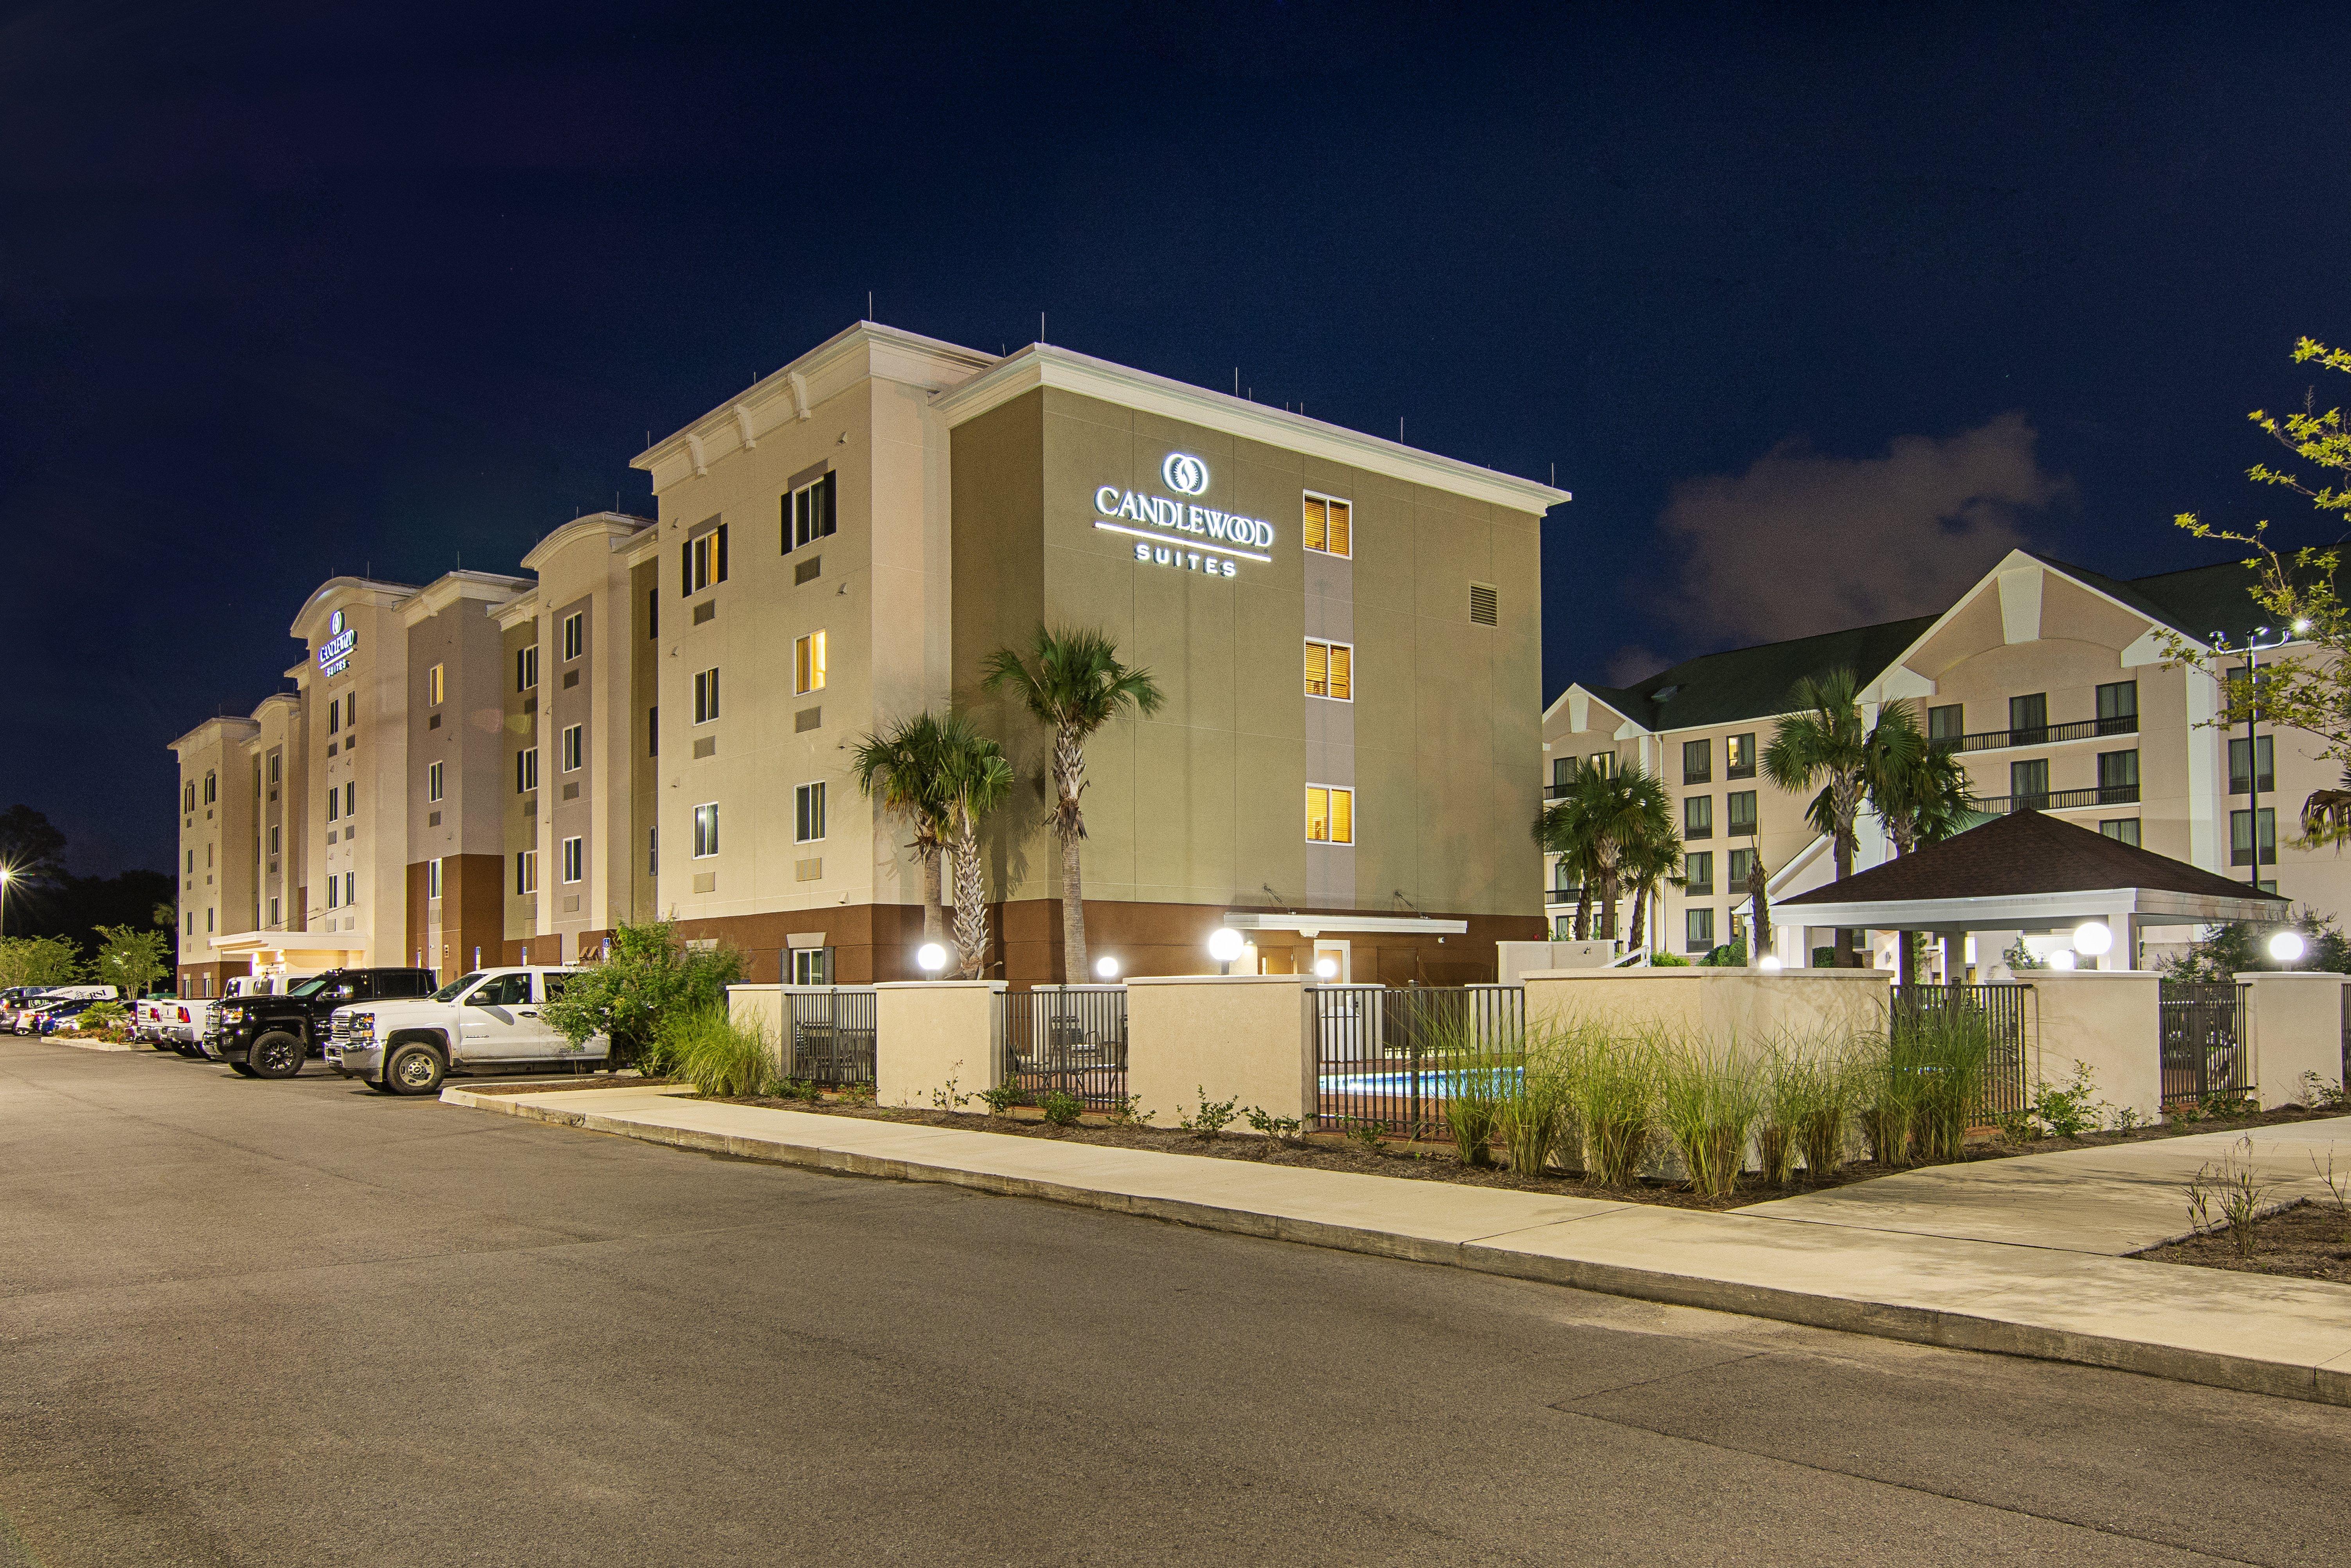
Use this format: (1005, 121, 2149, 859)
(250, 1032, 306, 1078)
(227, 1061, 259, 1078)
(385, 1043, 446, 1096)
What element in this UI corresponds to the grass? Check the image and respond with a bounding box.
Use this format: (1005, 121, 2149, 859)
(1499, 1027, 1577, 1177)
(1658, 1036, 1762, 1198)
(1419, 1009, 1515, 1167)
(1564, 1019, 1659, 1187)
(664, 1008, 778, 1098)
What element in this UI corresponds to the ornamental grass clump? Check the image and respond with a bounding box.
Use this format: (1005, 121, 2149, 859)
(1429, 1010, 1514, 1167)
(1568, 1021, 1658, 1187)
(1786, 1037, 1864, 1181)
(665, 1007, 779, 1099)
(1755, 1039, 1813, 1188)
(1659, 1037, 1763, 1198)
(1902, 1007, 1993, 1164)
(1856, 1034, 1915, 1168)
(1500, 1024, 1579, 1176)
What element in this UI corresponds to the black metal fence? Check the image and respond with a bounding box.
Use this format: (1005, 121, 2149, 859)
(782, 987, 878, 1088)
(1888, 982, 2031, 1121)
(1309, 985, 1526, 1137)
(2160, 981, 2251, 1104)
(1000, 987, 1127, 1107)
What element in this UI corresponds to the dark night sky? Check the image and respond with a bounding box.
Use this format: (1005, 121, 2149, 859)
(7, 2, 2347, 875)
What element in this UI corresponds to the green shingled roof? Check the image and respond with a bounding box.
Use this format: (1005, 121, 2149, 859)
(1575, 556, 2279, 735)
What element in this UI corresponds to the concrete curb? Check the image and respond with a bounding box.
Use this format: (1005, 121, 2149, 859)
(442, 1087, 2351, 1408)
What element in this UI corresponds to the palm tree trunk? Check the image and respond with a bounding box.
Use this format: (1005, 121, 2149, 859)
(920, 841, 945, 948)
(1833, 794, 1859, 966)
(1059, 830, 1086, 983)
(1573, 884, 1591, 941)
(950, 814, 989, 981)
(1627, 883, 1649, 949)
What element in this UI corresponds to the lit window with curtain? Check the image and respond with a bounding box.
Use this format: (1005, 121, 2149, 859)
(1306, 785, 1354, 844)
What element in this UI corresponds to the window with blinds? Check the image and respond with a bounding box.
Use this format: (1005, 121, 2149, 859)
(1305, 638, 1352, 700)
(1303, 491, 1352, 558)
(1306, 784, 1354, 844)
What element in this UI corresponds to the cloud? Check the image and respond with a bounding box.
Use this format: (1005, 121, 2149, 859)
(1605, 644, 1671, 686)
(1653, 413, 2068, 646)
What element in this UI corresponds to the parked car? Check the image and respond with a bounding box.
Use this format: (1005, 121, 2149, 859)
(207, 967, 437, 1079)
(34, 998, 99, 1035)
(133, 997, 177, 1045)
(327, 967, 601, 1095)
(5, 985, 117, 1034)
(160, 1001, 208, 1054)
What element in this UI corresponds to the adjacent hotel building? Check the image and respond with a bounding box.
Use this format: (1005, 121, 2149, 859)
(1545, 550, 2328, 971)
(170, 324, 1563, 995)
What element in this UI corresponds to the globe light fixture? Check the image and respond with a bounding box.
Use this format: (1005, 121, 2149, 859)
(1094, 955, 1121, 981)
(2047, 949, 2077, 971)
(2269, 929, 2306, 965)
(1207, 927, 1246, 974)
(916, 942, 949, 976)
(2293, 618, 2313, 634)
(1313, 956, 1339, 979)
(2072, 921, 2113, 958)
(1757, 954, 1782, 972)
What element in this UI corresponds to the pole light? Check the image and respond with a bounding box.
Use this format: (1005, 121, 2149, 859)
(2072, 922, 2113, 960)
(1207, 927, 1245, 975)
(1313, 956, 1339, 979)
(2048, 949, 2077, 971)
(916, 942, 948, 978)
(1757, 954, 1782, 973)
(1094, 955, 1120, 981)
(2269, 929, 2306, 966)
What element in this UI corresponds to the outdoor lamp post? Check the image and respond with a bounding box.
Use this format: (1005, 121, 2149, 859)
(2269, 929, 2306, 967)
(916, 942, 948, 978)
(2072, 922, 2113, 969)
(2047, 948, 2077, 970)
(1313, 956, 1339, 980)
(1093, 955, 1120, 981)
(1207, 927, 1245, 976)
(1757, 954, 1782, 973)
(2214, 623, 2302, 892)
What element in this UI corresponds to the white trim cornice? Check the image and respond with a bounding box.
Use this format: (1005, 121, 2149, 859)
(400, 570, 533, 628)
(934, 345, 1571, 516)
(520, 513, 652, 573)
(1221, 913, 1471, 936)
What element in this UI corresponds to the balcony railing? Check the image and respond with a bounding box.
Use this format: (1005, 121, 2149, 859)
(1977, 784, 2140, 814)
(1947, 715, 2137, 753)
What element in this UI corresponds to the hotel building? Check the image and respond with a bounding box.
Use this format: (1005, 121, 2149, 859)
(1544, 550, 2333, 970)
(169, 324, 1563, 994)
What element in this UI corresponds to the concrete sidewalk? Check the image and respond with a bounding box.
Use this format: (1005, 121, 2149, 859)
(442, 1084, 2351, 1407)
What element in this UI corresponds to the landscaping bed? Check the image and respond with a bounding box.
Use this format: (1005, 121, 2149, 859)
(2139, 1202, 2351, 1284)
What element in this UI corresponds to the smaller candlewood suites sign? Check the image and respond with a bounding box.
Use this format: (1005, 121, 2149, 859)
(1091, 453, 1272, 578)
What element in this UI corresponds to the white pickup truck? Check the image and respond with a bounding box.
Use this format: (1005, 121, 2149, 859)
(324, 965, 605, 1095)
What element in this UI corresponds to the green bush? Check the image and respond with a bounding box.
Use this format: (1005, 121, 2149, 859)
(664, 1008, 778, 1098)
(1648, 951, 1692, 967)
(1038, 1089, 1084, 1126)
(540, 918, 743, 1072)
(1179, 1088, 1240, 1137)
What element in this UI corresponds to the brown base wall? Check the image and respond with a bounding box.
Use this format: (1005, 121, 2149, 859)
(175, 961, 249, 998)
(555, 900, 1543, 987)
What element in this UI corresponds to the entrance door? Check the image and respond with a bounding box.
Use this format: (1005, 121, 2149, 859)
(1312, 940, 1352, 984)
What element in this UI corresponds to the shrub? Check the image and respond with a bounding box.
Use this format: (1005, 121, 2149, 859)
(2184, 1136, 2283, 1256)
(1648, 951, 1692, 967)
(76, 999, 129, 1035)
(2027, 1060, 2103, 1138)
(1499, 1028, 1577, 1176)
(1179, 1088, 1239, 1137)
(1567, 1022, 1657, 1186)
(665, 1008, 777, 1098)
(1855, 1035, 1914, 1167)
(1660, 1038, 1762, 1197)
(541, 918, 743, 1072)
(977, 1080, 1028, 1114)
(1755, 1044, 1811, 1187)
(1790, 1042, 1863, 1181)
(1341, 1119, 1384, 1150)
(1106, 1094, 1155, 1127)
(1038, 1089, 1084, 1126)
(1900, 1007, 1991, 1164)
(1244, 1105, 1306, 1141)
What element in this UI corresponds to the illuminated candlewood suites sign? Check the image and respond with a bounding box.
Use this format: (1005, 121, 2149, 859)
(317, 609, 357, 675)
(1091, 453, 1272, 578)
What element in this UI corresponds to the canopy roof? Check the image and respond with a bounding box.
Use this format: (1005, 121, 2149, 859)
(1777, 808, 2288, 931)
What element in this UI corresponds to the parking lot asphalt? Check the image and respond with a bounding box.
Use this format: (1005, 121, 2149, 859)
(5, 1037, 2350, 1567)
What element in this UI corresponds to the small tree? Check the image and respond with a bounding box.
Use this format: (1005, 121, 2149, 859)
(93, 924, 169, 997)
(850, 712, 958, 950)
(936, 716, 1015, 980)
(0, 935, 82, 989)
(541, 918, 742, 1072)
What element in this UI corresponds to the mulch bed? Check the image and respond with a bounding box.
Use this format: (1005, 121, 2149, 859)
(2137, 1202, 2351, 1284)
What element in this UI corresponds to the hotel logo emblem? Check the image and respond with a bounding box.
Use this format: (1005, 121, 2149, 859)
(1161, 452, 1210, 496)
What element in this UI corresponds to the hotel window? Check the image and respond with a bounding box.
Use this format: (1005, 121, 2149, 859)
(1588, 752, 1615, 778)
(682, 524, 728, 596)
(1684, 794, 1713, 840)
(2097, 680, 2139, 735)
(796, 782, 827, 843)
(1685, 907, 1715, 953)
(269, 825, 280, 855)
(1303, 492, 1352, 558)
(1726, 733, 1756, 779)
(562, 725, 583, 772)
(1728, 847, 1757, 890)
(517, 747, 538, 793)
(328, 700, 340, 736)
(268, 896, 280, 925)
(694, 668, 720, 724)
(183, 782, 195, 813)
(1550, 756, 1573, 792)
(2229, 735, 2274, 794)
(325, 788, 340, 823)
(1685, 852, 1714, 897)
(427, 761, 444, 802)
(204, 770, 217, 805)
(186, 849, 194, 873)
(2096, 749, 2140, 804)
(1305, 639, 1352, 700)
(2099, 819, 2142, 848)
(783, 473, 837, 553)
(1928, 704, 1965, 744)
(648, 826, 658, 877)
(1682, 740, 1711, 785)
(344, 692, 356, 730)
(2010, 758, 2049, 809)
(206, 906, 214, 934)
(427, 858, 443, 900)
(792, 948, 834, 986)
(795, 632, 826, 695)
(427, 662, 445, 706)
(693, 803, 720, 858)
(1306, 784, 1355, 844)
(563, 611, 585, 661)
(344, 781, 355, 817)
(1726, 790, 1757, 836)
(269, 753, 280, 785)
(517, 644, 538, 691)
(341, 871, 355, 907)
(185, 911, 194, 934)
(649, 706, 659, 757)
(2231, 807, 2277, 866)
(516, 850, 538, 895)
(2009, 692, 2048, 743)
(562, 837, 583, 884)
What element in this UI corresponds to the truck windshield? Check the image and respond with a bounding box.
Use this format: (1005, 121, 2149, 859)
(431, 972, 484, 1003)
(287, 978, 329, 998)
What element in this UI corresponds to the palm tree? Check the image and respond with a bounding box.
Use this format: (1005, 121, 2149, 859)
(934, 715, 1015, 980)
(1534, 763, 1676, 944)
(981, 626, 1165, 983)
(1618, 819, 1685, 953)
(1764, 668, 1872, 965)
(1865, 703, 1979, 855)
(850, 712, 958, 949)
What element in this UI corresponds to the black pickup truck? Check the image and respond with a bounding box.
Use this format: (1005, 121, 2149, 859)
(209, 968, 437, 1078)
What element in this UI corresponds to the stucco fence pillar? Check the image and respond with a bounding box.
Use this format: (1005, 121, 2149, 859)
(873, 981, 1005, 1110)
(727, 984, 784, 1054)
(1519, 968, 1891, 1051)
(2235, 971, 2347, 1106)
(1125, 974, 1313, 1127)
(2028, 971, 2160, 1125)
